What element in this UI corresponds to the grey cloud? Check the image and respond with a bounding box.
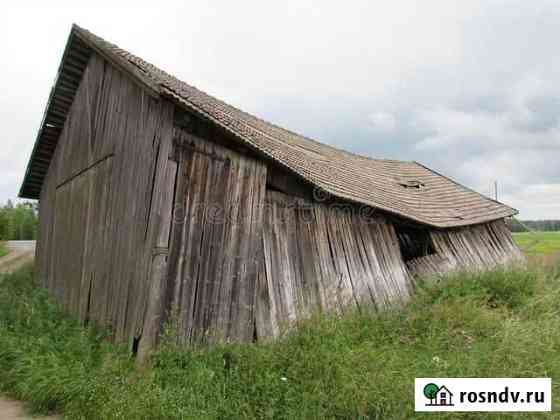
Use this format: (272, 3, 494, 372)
(517, 96, 560, 132)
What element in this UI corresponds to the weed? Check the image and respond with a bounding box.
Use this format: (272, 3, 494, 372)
(0, 264, 558, 419)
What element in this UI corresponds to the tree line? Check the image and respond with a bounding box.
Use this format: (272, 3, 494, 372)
(507, 218, 560, 232)
(0, 200, 39, 241)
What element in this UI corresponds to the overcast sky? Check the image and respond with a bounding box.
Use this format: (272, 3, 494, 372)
(2, 1, 559, 219)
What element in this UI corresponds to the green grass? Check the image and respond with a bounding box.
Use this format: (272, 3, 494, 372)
(0, 242, 7, 258)
(513, 231, 560, 256)
(0, 264, 559, 419)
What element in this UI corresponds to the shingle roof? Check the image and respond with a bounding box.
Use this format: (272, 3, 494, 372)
(20, 24, 517, 228)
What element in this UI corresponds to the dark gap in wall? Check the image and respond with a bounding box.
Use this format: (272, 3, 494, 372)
(174, 108, 193, 130)
(84, 276, 93, 326)
(265, 184, 286, 195)
(394, 224, 435, 262)
(132, 335, 141, 356)
(252, 316, 258, 343)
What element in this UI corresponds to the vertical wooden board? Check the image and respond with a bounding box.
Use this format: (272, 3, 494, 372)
(198, 159, 230, 341)
(254, 265, 273, 340)
(137, 149, 178, 352)
(238, 161, 267, 340)
(68, 171, 90, 314)
(167, 131, 267, 344)
(37, 156, 58, 290)
(181, 152, 212, 342)
(215, 155, 245, 341)
(50, 188, 64, 304)
(382, 221, 414, 302)
(256, 204, 280, 339)
(166, 150, 209, 342)
(294, 207, 320, 311)
(265, 201, 289, 324)
(97, 157, 116, 326)
(190, 153, 221, 342)
(164, 148, 194, 339)
(354, 218, 395, 306)
(334, 210, 373, 307)
(213, 155, 259, 342)
(53, 183, 73, 308)
(225, 160, 249, 341)
(79, 157, 114, 323)
(54, 58, 97, 185)
(265, 197, 300, 331)
(312, 204, 344, 312)
(156, 161, 178, 247)
(51, 172, 90, 313)
(260, 194, 317, 333)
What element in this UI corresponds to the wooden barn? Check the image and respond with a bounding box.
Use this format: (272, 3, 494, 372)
(20, 25, 524, 356)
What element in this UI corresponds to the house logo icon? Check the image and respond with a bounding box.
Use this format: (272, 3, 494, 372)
(423, 383, 454, 406)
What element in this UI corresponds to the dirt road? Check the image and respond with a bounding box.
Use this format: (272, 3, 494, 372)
(0, 242, 59, 419)
(0, 399, 57, 420)
(0, 241, 36, 274)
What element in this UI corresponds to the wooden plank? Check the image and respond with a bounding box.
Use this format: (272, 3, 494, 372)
(164, 129, 267, 344)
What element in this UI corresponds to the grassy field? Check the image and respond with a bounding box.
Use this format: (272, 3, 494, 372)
(0, 242, 7, 258)
(513, 231, 560, 256)
(0, 264, 558, 419)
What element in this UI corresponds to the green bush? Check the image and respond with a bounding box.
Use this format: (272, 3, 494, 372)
(0, 242, 7, 258)
(0, 265, 558, 419)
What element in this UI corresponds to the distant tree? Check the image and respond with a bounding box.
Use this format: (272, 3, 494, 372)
(0, 208, 7, 240)
(507, 218, 560, 232)
(0, 200, 39, 240)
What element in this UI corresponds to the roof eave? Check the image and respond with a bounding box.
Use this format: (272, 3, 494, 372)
(19, 24, 162, 200)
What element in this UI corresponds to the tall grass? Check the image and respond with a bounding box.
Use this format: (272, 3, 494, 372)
(0, 264, 558, 419)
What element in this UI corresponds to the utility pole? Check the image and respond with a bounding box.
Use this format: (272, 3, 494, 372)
(494, 180, 498, 201)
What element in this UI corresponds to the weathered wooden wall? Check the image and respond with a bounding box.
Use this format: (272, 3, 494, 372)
(256, 190, 414, 339)
(407, 219, 525, 278)
(36, 52, 175, 347)
(163, 128, 267, 344)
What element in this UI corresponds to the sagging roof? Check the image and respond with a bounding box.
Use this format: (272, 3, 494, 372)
(19, 24, 517, 228)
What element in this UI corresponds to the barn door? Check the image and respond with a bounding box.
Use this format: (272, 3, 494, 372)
(165, 131, 266, 344)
